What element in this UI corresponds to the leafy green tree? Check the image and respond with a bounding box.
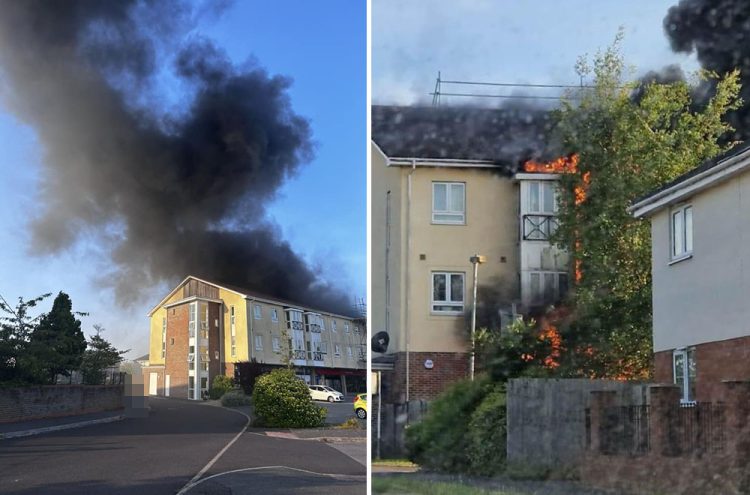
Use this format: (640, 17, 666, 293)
(80, 325, 128, 385)
(552, 33, 742, 378)
(252, 368, 326, 428)
(0, 292, 51, 384)
(29, 292, 87, 383)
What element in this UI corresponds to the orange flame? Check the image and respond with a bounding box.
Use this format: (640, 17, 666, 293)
(522, 154, 579, 174)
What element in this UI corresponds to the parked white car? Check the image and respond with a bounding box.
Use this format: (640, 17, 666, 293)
(308, 385, 343, 402)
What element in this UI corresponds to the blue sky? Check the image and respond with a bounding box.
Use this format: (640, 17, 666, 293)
(373, 0, 700, 104)
(0, 1, 366, 357)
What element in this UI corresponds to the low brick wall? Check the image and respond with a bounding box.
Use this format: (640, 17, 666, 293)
(0, 385, 124, 423)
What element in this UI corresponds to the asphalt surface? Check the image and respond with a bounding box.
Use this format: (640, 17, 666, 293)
(0, 398, 365, 495)
(318, 398, 360, 425)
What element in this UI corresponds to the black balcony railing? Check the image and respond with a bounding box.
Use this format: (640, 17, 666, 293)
(292, 349, 307, 360)
(523, 214, 558, 241)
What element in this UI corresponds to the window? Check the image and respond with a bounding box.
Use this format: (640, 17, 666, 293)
(671, 204, 693, 260)
(432, 182, 465, 224)
(254, 304, 262, 320)
(331, 320, 337, 332)
(673, 348, 696, 403)
(272, 337, 280, 353)
(271, 309, 278, 322)
(230, 306, 236, 357)
(347, 346, 353, 359)
(528, 181, 557, 214)
(254, 335, 263, 351)
(199, 302, 208, 339)
(161, 317, 166, 358)
(432, 272, 464, 313)
(335, 344, 341, 357)
(529, 271, 569, 304)
(343, 322, 349, 333)
(188, 303, 196, 338)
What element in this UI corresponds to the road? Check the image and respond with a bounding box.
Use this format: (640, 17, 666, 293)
(0, 398, 365, 495)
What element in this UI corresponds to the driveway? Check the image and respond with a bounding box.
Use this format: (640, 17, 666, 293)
(0, 397, 365, 494)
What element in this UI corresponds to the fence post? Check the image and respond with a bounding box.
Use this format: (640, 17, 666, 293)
(721, 380, 750, 463)
(589, 390, 617, 453)
(648, 384, 680, 456)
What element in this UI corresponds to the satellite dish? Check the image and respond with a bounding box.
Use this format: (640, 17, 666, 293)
(371, 331, 389, 353)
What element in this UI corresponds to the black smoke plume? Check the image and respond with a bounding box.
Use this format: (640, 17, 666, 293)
(0, 1, 353, 314)
(664, 0, 750, 141)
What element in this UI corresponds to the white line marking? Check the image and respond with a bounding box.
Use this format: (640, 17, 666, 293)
(175, 407, 251, 495)
(179, 465, 365, 492)
(0, 415, 124, 440)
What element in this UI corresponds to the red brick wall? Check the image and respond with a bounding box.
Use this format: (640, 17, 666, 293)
(141, 366, 164, 396)
(654, 335, 750, 402)
(165, 303, 189, 399)
(384, 351, 469, 402)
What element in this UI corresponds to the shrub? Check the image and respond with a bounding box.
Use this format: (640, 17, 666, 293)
(467, 387, 507, 475)
(405, 374, 495, 473)
(252, 368, 326, 428)
(221, 390, 253, 407)
(210, 374, 234, 400)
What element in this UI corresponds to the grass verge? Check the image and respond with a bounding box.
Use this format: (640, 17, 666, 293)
(372, 477, 522, 495)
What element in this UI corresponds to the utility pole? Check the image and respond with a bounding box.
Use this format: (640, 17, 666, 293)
(469, 254, 486, 381)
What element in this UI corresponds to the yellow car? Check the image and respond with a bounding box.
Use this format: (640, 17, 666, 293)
(354, 393, 367, 419)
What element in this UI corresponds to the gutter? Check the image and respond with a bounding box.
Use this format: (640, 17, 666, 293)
(629, 146, 750, 218)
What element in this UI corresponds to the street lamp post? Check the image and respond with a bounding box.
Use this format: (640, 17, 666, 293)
(469, 254, 486, 381)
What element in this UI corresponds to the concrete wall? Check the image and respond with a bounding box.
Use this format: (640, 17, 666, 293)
(0, 385, 124, 423)
(371, 400, 429, 458)
(651, 171, 750, 352)
(506, 378, 647, 467)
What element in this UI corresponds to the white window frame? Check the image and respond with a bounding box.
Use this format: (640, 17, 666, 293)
(272, 337, 280, 353)
(343, 322, 349, 333)
(230, 305, 236, 357)
(673, 348, 696, 403)
(528, 180, 558, 214)
(334, 344, 341, 357)
(432, 182, 465, 224)
(161, 317, 166, 358)
(347, 346, 353, 359)
(431, 271, 465, 314)
(670, 204, 693, 262)
(271, 309, 278, 322)
(254, 335, 263, 351)
(254, 304, 262, 320)
(528, 271, 569, 304)
(331, 320, 337, 332)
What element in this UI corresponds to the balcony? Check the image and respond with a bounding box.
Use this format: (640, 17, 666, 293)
(312, 351, 325, 362)
(523, 214, 558, 241)
(292, 349, 307, 360)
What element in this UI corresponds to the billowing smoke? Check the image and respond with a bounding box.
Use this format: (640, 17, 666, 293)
(0, 1, 352, 314)
(664, 0, 750, 141)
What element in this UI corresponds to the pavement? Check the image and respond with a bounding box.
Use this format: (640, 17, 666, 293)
(0, 397, 365, 494)
(0, 409, 125, 439)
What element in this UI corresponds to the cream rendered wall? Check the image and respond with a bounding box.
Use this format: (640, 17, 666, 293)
(651, 171, 750, 352)
(246, 300, 286, 366)
(148, 290, 185, 364)
(406, 167, 519, 353)
(220, 289, 249, 363)
(371, 143, 404, 353)
(324, 316, 365, 369)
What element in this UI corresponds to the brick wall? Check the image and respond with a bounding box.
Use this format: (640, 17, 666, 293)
(383, 351, 468, 402)
(654, 335, 750, 402)
(165, 302, 189, 399)
(0, 385, 124, 423)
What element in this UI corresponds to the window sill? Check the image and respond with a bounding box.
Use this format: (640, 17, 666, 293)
(669, 253, 693, 266)
(431, 221, 466, 226)
(430, 311, 464, 317)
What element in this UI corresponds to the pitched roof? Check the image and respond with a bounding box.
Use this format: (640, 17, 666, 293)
(134, 354, 149, 362)
(630, 141, 750, 218)
(148, 275, 357, 319)
(371, 105, 558, 170)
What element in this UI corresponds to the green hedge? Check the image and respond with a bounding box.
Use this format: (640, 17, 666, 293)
(221, 390, 252, 407)
(405, 374, 507, 475)
(210, 375, 234, 400)
(252, 369, 326, 428)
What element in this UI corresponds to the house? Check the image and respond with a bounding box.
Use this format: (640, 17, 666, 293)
(630, 142, 750, 403)
(140, 275, 366, 400)
(371, 105, 570, 401)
